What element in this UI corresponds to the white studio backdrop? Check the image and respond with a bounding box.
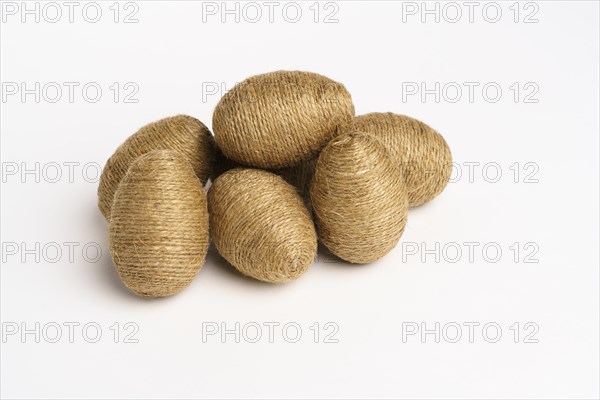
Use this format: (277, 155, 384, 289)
(1, 1, 599, 399)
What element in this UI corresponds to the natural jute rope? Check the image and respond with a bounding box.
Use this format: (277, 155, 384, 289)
(310, 132, 408, 264)
(208, 168, 317, 283)
(213, 70, 355, 169)
(109, 150, 209, 297)
(98, 115, 215, 219)
(351, 112, 452, 207)
(213, 145, 316, 210)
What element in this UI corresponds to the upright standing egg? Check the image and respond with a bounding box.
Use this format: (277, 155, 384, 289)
(213, 70, 355, 168)
(109, 150, 209, 297)
(352, 112, 452, 207)
(310, 132, 408, 264)
(208, 168, 317, 283)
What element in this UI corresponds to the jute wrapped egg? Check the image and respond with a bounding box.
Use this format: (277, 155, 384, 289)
(208, 168, 317, 283)
(98, 115, 215, 219)
(213, 70, 355, 169)
(109, 150, 209, 297)
(310, 132, 408, 264)
(352, 112, 452, 207)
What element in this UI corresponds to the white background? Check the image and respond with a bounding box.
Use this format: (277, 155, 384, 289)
(1, 1, 599, 399)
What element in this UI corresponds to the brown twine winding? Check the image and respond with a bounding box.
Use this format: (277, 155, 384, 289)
(352, 112, 452, 207)
(213, 145, 316, 210)
(98, 115, 215, 220)
(212, 70, 355, 169)
(208, 168, 317, 283)
(310, 132, 408, 264)
(109, 150, 209, 297)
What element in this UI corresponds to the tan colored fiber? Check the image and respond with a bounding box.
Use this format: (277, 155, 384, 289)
(310, 132, 408, 264)
(352, 113, 452, 207)
(208, 168, 317, 283)
(213, 71, 355, 169)
(98, 115, 215, 219)
(109, 150, 209, 297)
(213, 146, 315, 209)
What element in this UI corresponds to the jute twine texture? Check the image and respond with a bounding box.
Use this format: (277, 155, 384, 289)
(310, 132, 408, 264)
(109, 150, 209, 297)
(208, 168, 317, 283)
(213, 145, 316, 210)
(98, 115, 215, 219)
(352, 112, 452, 207)
(212, 70, 355, 169)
